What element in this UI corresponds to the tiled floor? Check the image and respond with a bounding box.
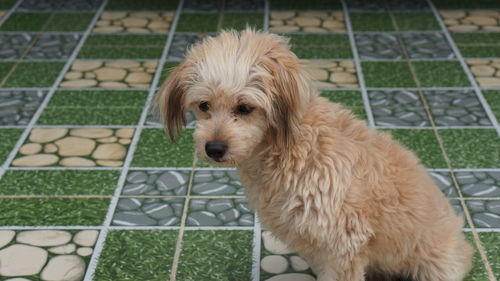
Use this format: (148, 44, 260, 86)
(0, 0, 499, 280)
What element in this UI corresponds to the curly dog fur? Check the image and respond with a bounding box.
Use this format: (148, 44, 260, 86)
(157, 29, 473, 281)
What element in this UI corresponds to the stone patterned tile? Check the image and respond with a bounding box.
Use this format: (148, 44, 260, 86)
(26, 33, 81, 60)
(0, 229, 99, 280)
(60, 60, 158, 88)
(18, 0, 103, 11)
(355, 33, 403, 60)
(13, 128, 134, 167)
(456, 171, 500, 197)
(167, 33, 211, 61)
(368, 90, 430, 127)
(441, 10, 500, 32)
(122, 170, 190, 196)
(93, 12, 174, 33)
(0, 89, 47, 125)
(191, 170, 244, 196)
(429, 171, 459, 197)
(113, 197, 185, 226)
(467, 59, 500, 88)
(301, 60, 358, 88)
(466, 200, 500, 228)
(260, 230, 315, 280)
(424, 89, 492, 126)
(0, 33, 32, 60)
(401, 32, 455, 59)
(186, 198, 254, 226)
(269, 11, 345, 33)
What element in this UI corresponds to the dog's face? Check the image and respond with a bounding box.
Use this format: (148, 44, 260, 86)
(157, 29, 312, 165)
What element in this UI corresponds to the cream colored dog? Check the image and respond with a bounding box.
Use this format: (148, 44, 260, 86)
(157, 29, 473, 281)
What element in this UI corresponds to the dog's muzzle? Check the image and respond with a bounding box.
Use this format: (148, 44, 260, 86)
(205, 141, 227, 161)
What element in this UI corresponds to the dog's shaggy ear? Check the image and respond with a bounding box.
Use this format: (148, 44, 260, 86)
(156, 62, 190, 142)
(260, 46, 306, 148)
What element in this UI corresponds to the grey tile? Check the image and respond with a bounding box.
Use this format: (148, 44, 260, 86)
(401, 32, 455, 59)
(466, 200, 500, 228)
(187, 198, 254, 226)
(191, 170, 244, 196)
(167, 33, 211, 61)
(368, 90, 430, 127)
(121, 170, 190, 196)
(113, 197, 185, 226)
(0, 33, 32, 60)
(429, 171, 459, 197)
(456, 171, 500, 198)
(26, 33, 81, 60)
(0, 90, 47, 125)
(355, 33, 403, 60)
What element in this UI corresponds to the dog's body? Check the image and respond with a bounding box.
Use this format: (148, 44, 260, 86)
(157, 29, 473, 281)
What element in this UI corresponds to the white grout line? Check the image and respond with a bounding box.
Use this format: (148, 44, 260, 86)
(0, 0, 24, 27)
(427, 1, 500, 139)
(263, 0, 269, 32)
(83, 1, 185, 279)
(252, 216, 262, 281)
(374, 125, 496, 130)
(359, 57, 460, 62)
(366, 87, 475, 91)
(340, 0, 375, 127)
(0, 1, 109, 178)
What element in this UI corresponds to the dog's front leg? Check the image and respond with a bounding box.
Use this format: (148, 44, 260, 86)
(314, 255, 367, 281)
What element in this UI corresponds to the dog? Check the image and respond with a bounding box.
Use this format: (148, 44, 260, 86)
(156, 29, 473, 281)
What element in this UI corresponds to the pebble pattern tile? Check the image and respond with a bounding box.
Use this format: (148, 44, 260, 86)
(401, 32, 455, 59)
(467, 200, 500, 228)
(467, 59, 500, 88)
(187, 198, 254, 226)
(13, 128, 134, 167)
(0, 33, 32, 60)
(167, 33, 210, 60)
(429, 171, 459, 197)
(0, 89, 47, 125)
(441, 10, 500, 32)
(122, 170, 190, 196)
(300, 60, 359, 88)
(0, 229, 98, 280)
(26, 33, 81, 60)
(18, 0, 103, 11)
(424, 90, 492, 126)
(60, 60, 158, 88)
(368, 90, 430, 127)
(93, 12, 174, 33)
(191, 170, 244, 196)
(355, 33, 403, 60)
(456, 171, 500, 197)
(113, 197, 185, 226)
(260, 230, 315, 280)
(269, 11, 345, 33)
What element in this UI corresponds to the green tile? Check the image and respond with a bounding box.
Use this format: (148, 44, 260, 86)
(288, 34, 352, 59)
(0, 198, 109, 226)
(478, 232, 500, 280)
(0, 62, 14, 81)
(433, 0, 500, 9)
(362, 62, 416, 88)
(0, 12, 51, 31)
(106, 0, 178, 10)
(412, 61, 470, 87)
(349, 12, 394, 32)
(94, 230, 177, 281)
(222, 13, 263, 30)
(78, 34, 167, 59)
(132, 128, 194, 167)
(320, 90, 367, 120)
(483, 91, 500, 122)
(440, 129, 500, 168)
(1, 62, 65, 88)
(393, 12, 440, 31)
(464, 232, 489, 281)
(0, 170, 120, 195)
(270, 0, 342, 10)
(0, 0, 16, 9)
(45, 13, 95, 32)
(38, 90, 148, 125)
(384, 129, 447, 168)
(177, 230, 253, 281)
(159, 61, 180, 84)
(0, 129, 23, 164)
(453, 33, 500, 58)
(176, 13, 219, 32)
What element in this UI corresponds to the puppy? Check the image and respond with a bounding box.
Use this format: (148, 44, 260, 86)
(157, 29, 473, 281)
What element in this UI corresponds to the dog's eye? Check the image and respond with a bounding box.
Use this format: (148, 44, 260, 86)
(199, 101, 209, 112)
(236, 104, 253, 115)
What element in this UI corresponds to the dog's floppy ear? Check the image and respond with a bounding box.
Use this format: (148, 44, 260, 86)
(261, 53, 305, 148)
(156, 61, 190, 142)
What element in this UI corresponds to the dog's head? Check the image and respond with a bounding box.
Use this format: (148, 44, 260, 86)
(157, 29, 313, 165)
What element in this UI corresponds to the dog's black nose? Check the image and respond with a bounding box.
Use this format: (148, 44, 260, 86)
(205, 141, 227, 160)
